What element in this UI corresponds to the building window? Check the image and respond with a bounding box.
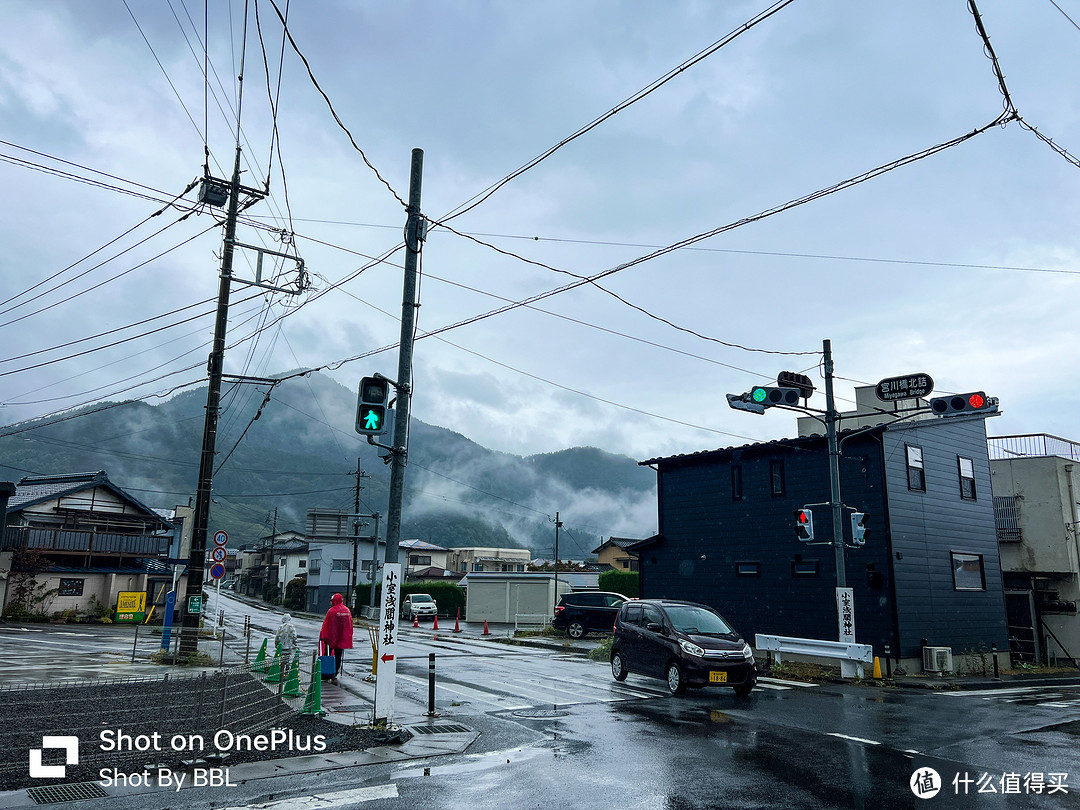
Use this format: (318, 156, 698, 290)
(958, 456, 977, 500)
(410, 554, 431, 566)
(308, 560, 320, 574)
(360, 560, 372, 571)
(952, 552, 986, 591)
(770, 460, 785, 496)
(906, 444, 925, 492)
(332, 559, 350, 571)
(731, 466, 743, 501)
(791, 559, 819, 577)
(620, 559, 629, 569)
(517, 565, 525, 572)
(473, 562, 483, 572)
(735, 562, 760, 578)
(58, 578, 84, 596)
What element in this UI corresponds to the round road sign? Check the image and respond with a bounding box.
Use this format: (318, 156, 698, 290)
(210, 563, 227, 580)
(213, 530, 229, 546)
(211, 546, 227, 562)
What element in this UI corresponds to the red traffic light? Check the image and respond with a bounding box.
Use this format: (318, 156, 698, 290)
(929, 391, 990, 416)
(967, 393, 985, 409)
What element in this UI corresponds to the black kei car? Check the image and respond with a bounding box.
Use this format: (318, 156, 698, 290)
(551, 591, 628, 639)
(610, 599, 757, 696)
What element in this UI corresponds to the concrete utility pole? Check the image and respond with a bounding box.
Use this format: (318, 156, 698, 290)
(265, 506, 278, 602)
(384, 148, 424, 567)
(349, 460, 370, 611)
(553, 511, 562, 612)
(179, 143, 244, 658)
(823, 339, 846, 589)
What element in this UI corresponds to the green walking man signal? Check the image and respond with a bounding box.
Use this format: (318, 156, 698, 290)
(356, 376, 390, 436)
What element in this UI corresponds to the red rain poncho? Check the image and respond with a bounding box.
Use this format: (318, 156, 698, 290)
(319, 593, 354, 649)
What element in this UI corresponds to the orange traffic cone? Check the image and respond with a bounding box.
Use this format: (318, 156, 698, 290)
(482, 619, 490, 636)
(433, 614, 439, 631)
(413, 614, 419, 628)
(453, 608, 462, 633)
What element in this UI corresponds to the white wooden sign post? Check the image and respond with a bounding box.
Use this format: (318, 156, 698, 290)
(374, 563, 401, 724)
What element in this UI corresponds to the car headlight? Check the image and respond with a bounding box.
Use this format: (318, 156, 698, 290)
(679, 639, 705, 658)
(741, 643, 754, 660)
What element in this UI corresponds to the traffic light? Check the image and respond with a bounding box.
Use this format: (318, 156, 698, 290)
(928, 391, 990, 416)
(851, 511, 870, 546)
(793, 508, 814, 542)
(356, 376, 389, 436)
(749, 386, 801, 408)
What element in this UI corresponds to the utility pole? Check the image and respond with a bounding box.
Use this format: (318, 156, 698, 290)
(823, 339, 846, 589)
(264, 507, 278, 602)
(349, 460, 370, 611)
(384, 148, 424, 567)
(179, 142, 244, 658)
(553, 511, 562, 612)
(368, 512, 382, 608)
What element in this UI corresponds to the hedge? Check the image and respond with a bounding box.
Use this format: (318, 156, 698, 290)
(353, 580, 466, 618)
(599, 570, 639, 598)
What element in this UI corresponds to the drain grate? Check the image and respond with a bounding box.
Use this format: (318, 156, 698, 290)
(27, 782, 108, 805)
(410, 724, 471, 735)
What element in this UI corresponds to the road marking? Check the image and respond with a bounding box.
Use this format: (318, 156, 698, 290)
(218, 783, 398, 809)
(936, 686, 1043, 697)
(758, 676, 820, 688)
(755, 682, 791, 691)
(397, 673, 531, 711)
(828, 733, 881, 746)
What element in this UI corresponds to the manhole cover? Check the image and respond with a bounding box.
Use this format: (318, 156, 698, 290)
(410, 724, 471, 735)
(27, 782, 108, 805)
(512, 708, 569, 719)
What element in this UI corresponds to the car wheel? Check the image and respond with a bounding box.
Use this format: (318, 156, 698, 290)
(734, 682, 754, 698)
(611, 650, 628, 682)
(567, 620, 587, 640)
(666, 661, 687, 695)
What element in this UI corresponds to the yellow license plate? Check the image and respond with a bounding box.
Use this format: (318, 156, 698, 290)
(709, 671, 728, 683)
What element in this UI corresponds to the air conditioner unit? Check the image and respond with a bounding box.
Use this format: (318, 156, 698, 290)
(922, 646, 953, 674)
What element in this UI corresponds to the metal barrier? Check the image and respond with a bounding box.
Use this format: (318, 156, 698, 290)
(514, 613, 550, 632)
(755, 633, 873, 679)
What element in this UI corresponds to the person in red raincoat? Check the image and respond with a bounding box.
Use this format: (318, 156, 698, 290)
(319, 593, 354, 683)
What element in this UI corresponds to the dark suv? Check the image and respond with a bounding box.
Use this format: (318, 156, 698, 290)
(610, 599, 757, 696)
(551, 591, 627, 639)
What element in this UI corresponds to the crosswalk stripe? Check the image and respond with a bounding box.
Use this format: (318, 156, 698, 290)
(397, 673, 531, 711)
(218, 783, 398, 809)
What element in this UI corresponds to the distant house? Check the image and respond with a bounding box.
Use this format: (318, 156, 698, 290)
(591, 537, 640, 572)
(0, 471, 175, 618)
(401, 539, 451, 579)
(236, 531, 307, 599)
(636, 386, 1009, 674)
(304, 508, 383, 614)
(989, 433, 1080, 665)
(448, 546, 530, 574)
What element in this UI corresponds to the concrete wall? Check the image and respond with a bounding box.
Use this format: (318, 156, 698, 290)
(992, 456, 1079, 574)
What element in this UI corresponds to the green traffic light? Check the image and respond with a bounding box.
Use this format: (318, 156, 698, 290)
(751, 387, 767, 403)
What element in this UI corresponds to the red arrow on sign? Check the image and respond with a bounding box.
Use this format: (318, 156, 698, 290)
(381, 653, 394, 663)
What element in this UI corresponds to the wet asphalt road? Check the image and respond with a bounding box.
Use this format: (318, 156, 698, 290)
(4, 594, 1080, 809)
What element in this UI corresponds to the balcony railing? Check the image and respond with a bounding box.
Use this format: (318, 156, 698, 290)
(1, 526, 169, 556)
(989, 434, 1080, 462)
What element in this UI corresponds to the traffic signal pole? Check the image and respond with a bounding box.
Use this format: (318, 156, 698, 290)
(384, 148, 425, 568)
(823, 339, 846, 589)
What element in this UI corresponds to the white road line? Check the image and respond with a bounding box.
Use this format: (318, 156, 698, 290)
(218, 783, 398, 809)
(397, 673, 531, 711)
(936, 686, 1043, 697)
(828, 733, 881, 746)
(755, 682, 791, 691)
(757, 676, 819, 688)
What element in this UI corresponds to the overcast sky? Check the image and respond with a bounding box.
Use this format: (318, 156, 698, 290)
(1, 0, 1078, 464)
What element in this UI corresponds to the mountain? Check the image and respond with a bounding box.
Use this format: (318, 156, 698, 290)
(0, 373, 657, 557)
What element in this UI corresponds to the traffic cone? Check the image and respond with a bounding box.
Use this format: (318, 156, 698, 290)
(453, 608, 462, 633)
(283, 657, 302, 697)
(413, 614, 419, 627)
(302, 658, 323, 715)
(253, 638, 268, 673)
(432, 614, 439, 631)
(873, 656, 882, 679)
(482, 619, 490, 636)
(265, 643, 283, 683)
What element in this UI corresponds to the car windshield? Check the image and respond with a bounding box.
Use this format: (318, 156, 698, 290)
(664, 605, 734, 636)
(412, 595, 433, 603)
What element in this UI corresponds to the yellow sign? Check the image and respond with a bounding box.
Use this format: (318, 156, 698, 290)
(117, 591, 146, 613)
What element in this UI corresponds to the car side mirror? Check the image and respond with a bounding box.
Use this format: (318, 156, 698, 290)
(646, 622, 664, 634)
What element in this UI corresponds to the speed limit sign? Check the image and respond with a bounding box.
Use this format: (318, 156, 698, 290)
(213, 530, 228, 546)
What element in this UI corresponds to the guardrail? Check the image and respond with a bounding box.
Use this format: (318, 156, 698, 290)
(755, 633, 873, 679)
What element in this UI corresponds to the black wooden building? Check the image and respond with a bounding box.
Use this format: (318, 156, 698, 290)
(635, 412, 1008, 664)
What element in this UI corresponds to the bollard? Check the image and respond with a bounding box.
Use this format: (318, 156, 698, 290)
(219, 627, 226, 666)
(244, 616, 252, 664)
(131, 623, 140, 663)
(883, 644, 892, 679)
(992, 643, 999, 679)
(426, 652, 437, 716)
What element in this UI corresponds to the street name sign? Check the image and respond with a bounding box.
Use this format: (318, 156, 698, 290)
(875, 373, 933, 402)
